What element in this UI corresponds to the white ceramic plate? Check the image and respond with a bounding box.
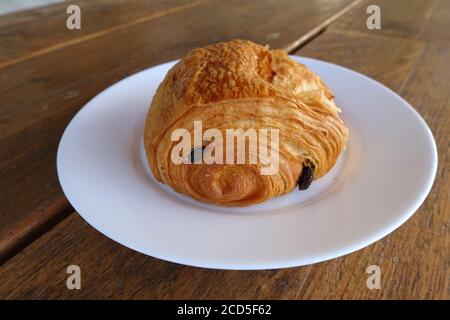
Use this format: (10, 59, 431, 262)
(57, 56, 437, 270)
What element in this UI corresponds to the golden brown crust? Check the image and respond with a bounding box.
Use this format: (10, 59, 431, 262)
(144, 39, 348, 207)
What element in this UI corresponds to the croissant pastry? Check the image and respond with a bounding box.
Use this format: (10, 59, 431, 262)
(144, 39, 348, 207)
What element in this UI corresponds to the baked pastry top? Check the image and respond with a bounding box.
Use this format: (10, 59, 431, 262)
(144, 39, 348, 207)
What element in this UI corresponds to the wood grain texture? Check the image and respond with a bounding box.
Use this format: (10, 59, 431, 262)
(333, 0, 437, 39)
(419, 0, 450, 45)
(3, 14, 448, 298)
(0, 0, 358, 261)
(0, 0, 201, 66)
(0, 0, 360, 68)
(297, 29, 424, 91)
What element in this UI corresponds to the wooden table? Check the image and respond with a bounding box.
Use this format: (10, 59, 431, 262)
(0, 0, 448, 299)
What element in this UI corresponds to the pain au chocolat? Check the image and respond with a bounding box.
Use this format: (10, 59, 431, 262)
(144, 40, 348, 207)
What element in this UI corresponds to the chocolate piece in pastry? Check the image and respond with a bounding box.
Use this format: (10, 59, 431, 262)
(144, 39, 348, 207)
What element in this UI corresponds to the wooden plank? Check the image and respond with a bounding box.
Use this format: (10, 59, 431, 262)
(297, 29, 424, 91)
(419, 0, 450, 45)
(333, 0, 437, 39)
(1, 27, 441, 298)
(0, 0, 201, 67)
(0, 0, 359, 261)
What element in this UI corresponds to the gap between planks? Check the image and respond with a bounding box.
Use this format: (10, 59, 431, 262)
(283, 0, 365, 52)
(0, 198, 73, 265)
